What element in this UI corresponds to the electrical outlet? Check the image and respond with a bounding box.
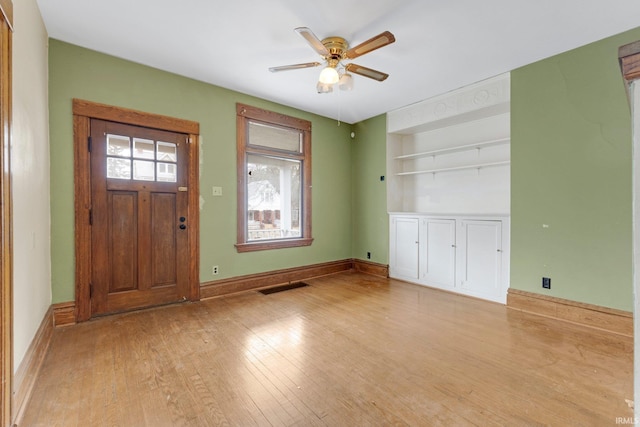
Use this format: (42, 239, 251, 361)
(542, 277, 551, 289)
(367, 252, 371, 259)
(212, 265, 219, 275)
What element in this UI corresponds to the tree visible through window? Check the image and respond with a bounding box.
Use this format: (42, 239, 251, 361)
(235, 104, 313, 252)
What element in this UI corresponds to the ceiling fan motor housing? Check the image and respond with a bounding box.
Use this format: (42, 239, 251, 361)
(322, 36, 349, 65)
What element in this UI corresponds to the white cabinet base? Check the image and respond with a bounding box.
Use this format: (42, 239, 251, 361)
(420, 218, 456, 288)
(457, 219, 504, 303)
(389, 217, 419, 280)
(390, 214, 509, 304)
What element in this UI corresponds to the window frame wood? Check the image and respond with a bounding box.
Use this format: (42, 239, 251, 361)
(235, 103, 313, 253)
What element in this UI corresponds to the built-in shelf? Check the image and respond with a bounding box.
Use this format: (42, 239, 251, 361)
(394, 137, 509, 161)
(386, 73, 511, 213)
(396, 160, 510, 176)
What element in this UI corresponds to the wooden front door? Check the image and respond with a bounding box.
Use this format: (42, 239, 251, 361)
(90, 119, 190, 316)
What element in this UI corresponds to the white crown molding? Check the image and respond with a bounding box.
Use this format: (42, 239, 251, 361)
(387, 73, 510, 135)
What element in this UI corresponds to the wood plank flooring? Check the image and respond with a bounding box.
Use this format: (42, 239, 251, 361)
(20, 272, 633, 426)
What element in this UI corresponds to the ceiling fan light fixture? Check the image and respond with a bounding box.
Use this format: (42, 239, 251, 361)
(316, 81, 333, 94)
(318, 66, 339, 84)
(338, 73, 354, 91)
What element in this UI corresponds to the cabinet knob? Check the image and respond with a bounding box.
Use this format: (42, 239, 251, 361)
(497, 249, 502, 252)
(451, 244, 456, 248)
(415, 241, 419, 244)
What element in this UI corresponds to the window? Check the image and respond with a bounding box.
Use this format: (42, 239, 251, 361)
(236, 103, 313, 252)
(106, 134, 178, 183)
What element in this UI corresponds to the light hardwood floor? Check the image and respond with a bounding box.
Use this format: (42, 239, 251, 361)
(20, 272, 633, 426)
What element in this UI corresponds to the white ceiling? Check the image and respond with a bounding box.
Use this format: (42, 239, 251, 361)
(36, 0, 640, 124)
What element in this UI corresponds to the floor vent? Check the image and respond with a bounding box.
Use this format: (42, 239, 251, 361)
(259, 282, 309, 295)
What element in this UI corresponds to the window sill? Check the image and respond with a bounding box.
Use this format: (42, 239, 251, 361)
(235, 238, 314, 253)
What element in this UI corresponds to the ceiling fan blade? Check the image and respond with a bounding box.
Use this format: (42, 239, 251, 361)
(345, 31, 395, 59)
(295, 27, 330, 56)
(345, 63, 389, 81)
(269, 62, 322, 72)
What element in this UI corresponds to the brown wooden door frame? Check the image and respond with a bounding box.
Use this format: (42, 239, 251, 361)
(619, 39, 640, 423)
(73, 99, 200, 322)
(0, 1, 11, 425)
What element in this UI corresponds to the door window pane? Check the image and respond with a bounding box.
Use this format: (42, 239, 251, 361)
(106, 135, 181, 183)
(107, 158, 131, 179)
(157, 141, 177, 162)
(133, 160, 155, 181)
(157, 162, 177, 182)
(107, 135, 130, 157)
(133, 138, 155, 159)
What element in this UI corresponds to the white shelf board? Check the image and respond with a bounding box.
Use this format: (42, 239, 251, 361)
(394, 137, 510, 161)
(396, 160, 510, 176)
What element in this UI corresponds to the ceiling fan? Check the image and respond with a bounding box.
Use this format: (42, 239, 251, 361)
(269, 27, 396, 93)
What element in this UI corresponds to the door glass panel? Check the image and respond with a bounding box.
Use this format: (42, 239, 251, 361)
(107, 135, 131, 157)
(133, 138, 155, 159)
(157, 141, 177, 162)
(106, 135, 179, 183)
(107, 158, 131, 179)
(133, 160, 155, 181)
(157, 162, 177, 182)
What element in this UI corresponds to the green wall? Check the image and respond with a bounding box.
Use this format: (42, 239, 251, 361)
(49, 40, 353, 303)
(511, 27, 640, 311)
(51, 25, 640, 312)
(351, 115, 388, 264)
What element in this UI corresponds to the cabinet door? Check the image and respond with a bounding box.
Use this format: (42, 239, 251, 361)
(420, 218, 455, 288)
(390, 217, 419, 279)
(458, 220, 502, 300)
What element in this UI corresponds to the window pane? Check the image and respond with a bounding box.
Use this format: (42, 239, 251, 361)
(107, 135, 131, 157)
(107, 158, 131, 179)
(133, 138, 155, 159)
(133, 160, 155, 181)
(157, 162, 177, 182)
(249, 121, 302, 153)
(157, 141, 177, 162)
(247, 154, 301, 241)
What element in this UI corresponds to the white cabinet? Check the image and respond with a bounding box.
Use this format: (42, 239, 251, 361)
(419, 218, 455, 289)
(389, 214, 509, 304)
(457, 220, 503, 302)
(389, 216, 419, 280)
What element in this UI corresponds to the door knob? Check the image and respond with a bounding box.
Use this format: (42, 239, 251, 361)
(179, 224, 186, 230)
(179, 216, 186, 222)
